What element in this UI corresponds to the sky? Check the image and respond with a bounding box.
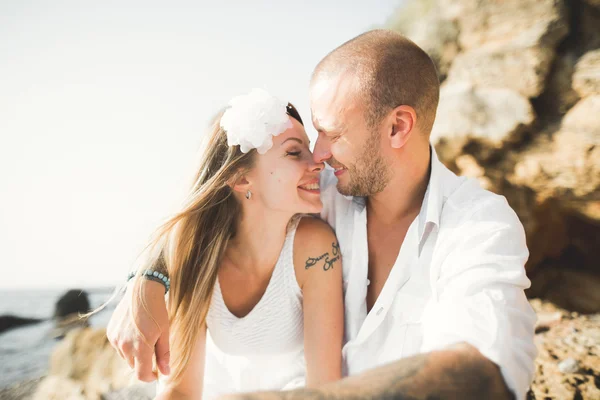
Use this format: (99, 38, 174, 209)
(0, 0, 402, 289)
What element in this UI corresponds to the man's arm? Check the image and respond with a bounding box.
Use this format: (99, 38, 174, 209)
(225, 343, 512, 400)
(416, 196, 537, 400)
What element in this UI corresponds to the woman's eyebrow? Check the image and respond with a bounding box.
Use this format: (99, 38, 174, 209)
(281, 138, 304, 146)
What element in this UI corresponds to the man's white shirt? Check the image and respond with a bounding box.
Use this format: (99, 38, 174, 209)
(319, 147, 537, 400)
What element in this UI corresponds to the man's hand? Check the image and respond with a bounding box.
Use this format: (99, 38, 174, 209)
(107, 278, 171, 381)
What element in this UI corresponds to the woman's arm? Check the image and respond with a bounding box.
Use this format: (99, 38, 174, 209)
(107, 279, 171, 381)
(294, 217, 344, 387)
(156, 323, 207, 400)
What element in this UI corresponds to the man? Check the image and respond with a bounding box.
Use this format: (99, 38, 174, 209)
(108, 30, 537, 399)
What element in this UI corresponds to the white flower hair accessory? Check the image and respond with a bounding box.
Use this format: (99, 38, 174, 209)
(220, 88, 293, 154)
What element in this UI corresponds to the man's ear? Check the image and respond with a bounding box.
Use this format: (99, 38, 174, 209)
(388, 105, 416, 149)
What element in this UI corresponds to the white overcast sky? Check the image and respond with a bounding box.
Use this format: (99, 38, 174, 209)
(0, 0, 402, 289)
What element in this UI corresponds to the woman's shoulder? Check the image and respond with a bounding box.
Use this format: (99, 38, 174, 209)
(292, 216, 340, 288)
(294, 215, 336, 246)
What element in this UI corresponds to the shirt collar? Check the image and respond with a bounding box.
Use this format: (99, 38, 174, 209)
(420, 145, 443, 230)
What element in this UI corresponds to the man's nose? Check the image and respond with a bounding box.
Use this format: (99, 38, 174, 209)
(312, 134, 332, 164)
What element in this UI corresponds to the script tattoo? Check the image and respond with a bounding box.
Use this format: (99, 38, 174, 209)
(305, 253, 328, 269)
(324, 241, 340, 271)
(305, 241, 340, 271)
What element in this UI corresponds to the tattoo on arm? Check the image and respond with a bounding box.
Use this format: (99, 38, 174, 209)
(325, 242, 340, 271)
(305, 241, 340, 272)
(305, 252, 328, 269)
(332, 241, 339, 256)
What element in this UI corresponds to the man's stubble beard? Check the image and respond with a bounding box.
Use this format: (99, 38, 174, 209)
(336, 129, 391, 197)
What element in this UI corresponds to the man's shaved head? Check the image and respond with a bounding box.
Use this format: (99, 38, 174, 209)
(312, 30, 440, 135)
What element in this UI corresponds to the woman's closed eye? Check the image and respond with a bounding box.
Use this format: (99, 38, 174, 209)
(286, 150, 302, 157)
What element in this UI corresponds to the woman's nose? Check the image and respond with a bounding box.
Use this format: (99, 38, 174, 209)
(309, 159, 325, 172)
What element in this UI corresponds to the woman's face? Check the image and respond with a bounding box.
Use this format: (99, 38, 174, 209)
(245, 117, 324, 215)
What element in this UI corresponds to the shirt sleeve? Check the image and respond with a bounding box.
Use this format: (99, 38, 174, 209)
(420, 196, 537, 400)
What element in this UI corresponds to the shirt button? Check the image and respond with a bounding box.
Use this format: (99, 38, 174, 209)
(366, 279, 371, 286)
(376, 307, 384, 316)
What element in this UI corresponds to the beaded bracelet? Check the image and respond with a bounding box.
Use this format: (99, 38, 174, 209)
(127, 270, 171, 293)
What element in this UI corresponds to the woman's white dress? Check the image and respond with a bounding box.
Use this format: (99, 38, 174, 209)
(202, 216, 305, 398)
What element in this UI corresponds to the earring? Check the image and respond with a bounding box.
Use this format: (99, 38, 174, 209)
(245, 190, 252, 200)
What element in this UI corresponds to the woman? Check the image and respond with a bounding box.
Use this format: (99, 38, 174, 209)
(130, 89, 343, 399)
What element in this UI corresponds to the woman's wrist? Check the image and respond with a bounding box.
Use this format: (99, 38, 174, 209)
(127, 269, 170, 293)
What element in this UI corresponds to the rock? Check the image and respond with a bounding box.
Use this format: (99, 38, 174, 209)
(534, 51, 580, 115)
(51, 313, 89, 340)
(511, 130, 599, 204)
(446, 43, 557, 98)
(454, 155, 494, 190)
(52, 290, 91, 339)
(431, 83, 535, 162)
(0, 377, 43, 400)
(32, 376, 85, 400)
(577, 1, 600, 54)
(573, 49, 600, 98)
(562, 94, 600, 135)
(32, 378, 155, 400)
(33, 327, 138, 400)
(0, 314, 43, 334)
(451, 0, 568, 51)
(102, 383, 156, 400)
(585, 0, 600, 9)
(499, 183, 570, 271)
(506, 98, 600, 223)
(54, 290, 90, 319)
(443, 0, 568, 98)
(385, 0, 459, 81)
(529, 266, 600, 313)
(530, 299, 600, 399)
(404, 18, 459, 81)
(558, 357, 580, 374)
(535, 311, 563, 333)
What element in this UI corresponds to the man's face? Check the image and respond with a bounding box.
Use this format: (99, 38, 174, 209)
(310, 74, 391, 197)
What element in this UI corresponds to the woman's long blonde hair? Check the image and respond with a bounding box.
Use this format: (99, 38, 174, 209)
(140, 109, 255, 384)
(139, 104, 303, 384)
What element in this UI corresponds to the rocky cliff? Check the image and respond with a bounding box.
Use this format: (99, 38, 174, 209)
(387, 0, 600, 313)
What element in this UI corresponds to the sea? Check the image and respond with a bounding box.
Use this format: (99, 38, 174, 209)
(0, 287, 118, 389)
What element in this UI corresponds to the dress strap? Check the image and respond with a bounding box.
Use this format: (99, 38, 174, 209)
(282, 214, 305, 298)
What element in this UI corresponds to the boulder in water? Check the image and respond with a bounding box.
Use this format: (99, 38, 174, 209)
(54, 290, 90, 319)
(52, 290, 91, 339)
(0, 314, 43, 334)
